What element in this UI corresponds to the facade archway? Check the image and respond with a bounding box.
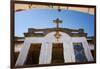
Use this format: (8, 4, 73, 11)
(39, 32, 75, 64)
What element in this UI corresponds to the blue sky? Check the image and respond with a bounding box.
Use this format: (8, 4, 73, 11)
(15, 8, 94, 37)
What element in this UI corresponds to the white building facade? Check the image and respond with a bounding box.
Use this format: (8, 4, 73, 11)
(15, 28, 94, 66)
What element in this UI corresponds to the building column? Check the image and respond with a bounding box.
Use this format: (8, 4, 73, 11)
(82, 37, 94, 61)
(39, 42, 52, 64)
(63, 40, 75, 63)
(15, 39, 31, 66)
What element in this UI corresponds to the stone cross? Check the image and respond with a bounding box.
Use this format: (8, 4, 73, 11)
(53, 18, 62, 29)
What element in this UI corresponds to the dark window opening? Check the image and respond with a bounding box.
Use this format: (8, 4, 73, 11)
(14, 52, 19, 65)
(52, 43, 64, 64)
(73, 43, 87, 62)
(24, 43, 41, 65)
(91, 50, 95, 59)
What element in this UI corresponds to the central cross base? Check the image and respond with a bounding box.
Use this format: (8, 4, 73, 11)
(54, 31, 61, 42)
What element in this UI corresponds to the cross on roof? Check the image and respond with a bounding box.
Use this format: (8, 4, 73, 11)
(53, 18, 62, 29)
